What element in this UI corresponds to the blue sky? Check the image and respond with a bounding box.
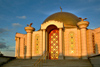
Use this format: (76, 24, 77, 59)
(0, 0, 100, 56)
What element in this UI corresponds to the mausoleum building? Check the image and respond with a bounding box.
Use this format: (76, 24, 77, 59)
(15, 11, 100, 59)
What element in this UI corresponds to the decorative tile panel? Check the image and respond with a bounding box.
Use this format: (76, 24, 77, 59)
(35, 34, 39, 54)
(69, 32, 75, 54)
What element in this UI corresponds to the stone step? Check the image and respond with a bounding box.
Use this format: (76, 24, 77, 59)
(43, 65, 92, 67)
(35, 60, 92, 67)
(42, 60, 92, 67)
(44, 60, 91, 64)
(2, 59, 92, 67)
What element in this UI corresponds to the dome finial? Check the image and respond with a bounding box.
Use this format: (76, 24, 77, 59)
(60, 6, 62, 12)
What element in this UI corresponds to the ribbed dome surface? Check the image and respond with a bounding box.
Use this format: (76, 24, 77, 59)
(43, 12, 80, 26)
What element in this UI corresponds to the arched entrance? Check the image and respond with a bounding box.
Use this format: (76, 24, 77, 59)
(46, 25, 59, 60)
(49, 29, 59, 59)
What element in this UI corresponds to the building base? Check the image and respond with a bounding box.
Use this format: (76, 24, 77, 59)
(32, 56, 41, 59)
(58, 55, 64, 59)
(64, 56, 79, 59)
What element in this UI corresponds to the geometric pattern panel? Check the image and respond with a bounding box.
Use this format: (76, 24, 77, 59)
(92, 33, 95, 54)
(69, 32, 75, 54)
(49, 29, 59, 59)
(35, 34, 39, 54)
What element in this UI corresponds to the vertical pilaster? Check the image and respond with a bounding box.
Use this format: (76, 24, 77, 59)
(15, 37, 18, 57)
(59, 28, 63, 59)
(20, 38, 25, 59)
(46, 31, 48, 52)
(43, 29, 46, 53)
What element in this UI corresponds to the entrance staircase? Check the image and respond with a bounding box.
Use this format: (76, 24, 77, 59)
(43, 59, 92, 67)
(1, 52, 95, 67)
(1, 59, 92, 67)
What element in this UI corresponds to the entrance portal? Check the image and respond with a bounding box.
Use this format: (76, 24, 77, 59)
(49, 29, 59, 60)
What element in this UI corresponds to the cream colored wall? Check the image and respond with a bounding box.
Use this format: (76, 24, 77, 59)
(86, 29, 94, 56)
(77, 29, 81, 58)
(32, 31, 43, 56)
(24, 34, 27, 58)
(93, 27, 100, 54)
(86, 27, 100, 56)
(25, 34, 27, 46)
(64, 27, 80, 58)
(62, 29, 65, 56)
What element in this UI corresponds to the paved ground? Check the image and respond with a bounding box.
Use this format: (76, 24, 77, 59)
(89, 56, 100, 67)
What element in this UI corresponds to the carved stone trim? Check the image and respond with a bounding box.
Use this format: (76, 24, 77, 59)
(41, 20, 64, 29)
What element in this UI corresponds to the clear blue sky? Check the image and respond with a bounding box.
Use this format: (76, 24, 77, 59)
(0, 0, 100, 56)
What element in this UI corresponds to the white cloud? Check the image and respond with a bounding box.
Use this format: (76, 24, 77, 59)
(12, 23, 22, 27)
(16, 16, 26, 19)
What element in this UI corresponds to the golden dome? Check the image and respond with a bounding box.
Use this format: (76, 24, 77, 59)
(43, 12, 80, 27)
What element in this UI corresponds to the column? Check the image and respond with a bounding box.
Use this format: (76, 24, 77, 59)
(25, 26, 34, 59)
(15, 37, 17, 57)
(43, 29, 46, 54)
(59, 28, 63, 59)
(15, 37, 20, 58)
(81, 28, 87, 59)
(46, 31, 48, 52)
(77, 20, 89, 59)
(26, 32, 32, 59)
